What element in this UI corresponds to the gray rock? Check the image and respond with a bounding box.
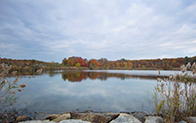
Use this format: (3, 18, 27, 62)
(52, 113, 71, 122)
(187, 117, 196, 123)
(19, 120, 56, 123)
(178, 121, 187, 123)
(144, 116, 164, 123)
(110, 113, 142, 123)
(71, 112, 119, 123)
(34, 112, 51, 120)
(59, 120, 91, 123)
(132, 111, 148, 123)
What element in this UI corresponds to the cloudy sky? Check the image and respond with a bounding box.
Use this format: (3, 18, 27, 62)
(0, 0, 196, 62)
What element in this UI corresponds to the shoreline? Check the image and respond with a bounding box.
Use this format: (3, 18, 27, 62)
(9, 66, 181, 75)
(45, 67, 181, 71)
(2, 110, 195, 123)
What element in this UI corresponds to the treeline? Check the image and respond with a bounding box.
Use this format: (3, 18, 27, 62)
(0, 58, 61, 73)
(1, 56, 196, 71)
(62, 56, 196, 70)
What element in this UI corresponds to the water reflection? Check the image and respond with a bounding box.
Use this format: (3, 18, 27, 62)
(59, 71, 167, 82)
(12, 70, 177, 113)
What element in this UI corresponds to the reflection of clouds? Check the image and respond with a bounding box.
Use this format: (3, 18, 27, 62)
(15, 70, 160, 113)
(45, 78, 156, 112)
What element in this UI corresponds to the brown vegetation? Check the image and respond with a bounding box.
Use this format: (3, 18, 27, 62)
(153, 62, 196, 122)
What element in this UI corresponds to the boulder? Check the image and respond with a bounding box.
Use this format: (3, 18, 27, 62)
(132, 111, 148, 122)
(59, 119, 91, 123)
(16, 116, 33, 122)
(71, 113, 94, 121)
(144, 116, 164, 123)
(71, 112, 119, 123)
(46, 114, 60, 121)
(110, 113, 141, 123)
(52, 113, 71, 122)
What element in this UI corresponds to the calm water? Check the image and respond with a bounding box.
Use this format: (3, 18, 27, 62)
(10, 70, 180, 113)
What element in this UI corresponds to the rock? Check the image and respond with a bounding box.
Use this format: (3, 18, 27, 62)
(144, 116, 164, 123)
(46, 114, 60, 121)
(71, 112, 119, 123)
(132, 111, 148, 122)
(59, 119, 91, 123)
(19, 120, 56, 123)
(110, 113, 141, 123)
(71, 113, 94, 122)
(93, 112, 119, 123)
(52, 113, 71, 122)
(178, 121, 187, 123)
(187, 117, 196, 123)
(34, 112, 51, 120)
(16, 116, 33, 122)
(120, 111, 130, 114)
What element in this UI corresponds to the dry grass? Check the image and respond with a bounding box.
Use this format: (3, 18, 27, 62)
(0, 57, 43, 122)
(153, 62, 196, 122)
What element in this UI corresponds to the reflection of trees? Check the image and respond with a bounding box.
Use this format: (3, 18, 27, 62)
(61, 71, 167, 82)
(88, 72, 99, 80)
(48, 71, 58, 77)
(62, 71, 88, 82)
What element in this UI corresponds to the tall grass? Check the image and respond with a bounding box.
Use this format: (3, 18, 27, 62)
(153, 62, 196, 122)
(0, 57, 43, 122)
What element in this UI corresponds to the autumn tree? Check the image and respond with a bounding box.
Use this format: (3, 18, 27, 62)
(190, 56, 196, 64)
(62, 58, 67, 65)
(110, 61, 114, 68)
(77, 57, 85, 66)
(127, 61, 133, 69)
(88, 59, 100, 68)
(66, 56, 86, 67)
(67, 57, 75, 66)
(98, 58, 110, 68)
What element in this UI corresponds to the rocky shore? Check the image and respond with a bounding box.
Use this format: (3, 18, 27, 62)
(3, 111, 196, 123)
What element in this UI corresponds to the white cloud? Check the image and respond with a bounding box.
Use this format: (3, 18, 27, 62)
(0, 0, 196, 62)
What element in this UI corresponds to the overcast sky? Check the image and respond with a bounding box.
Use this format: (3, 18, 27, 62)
(0, 0, 196, 62)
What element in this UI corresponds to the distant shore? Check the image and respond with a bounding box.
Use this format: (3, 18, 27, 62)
(8, 66, 181, 76)
(43, 66, 181, 71)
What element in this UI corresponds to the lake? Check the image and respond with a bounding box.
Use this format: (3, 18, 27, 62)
(9, 70, 180, 114)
